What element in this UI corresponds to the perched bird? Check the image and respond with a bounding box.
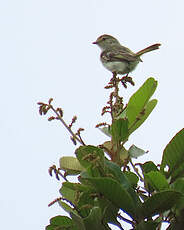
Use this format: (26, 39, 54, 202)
(93, 34, 161, 76)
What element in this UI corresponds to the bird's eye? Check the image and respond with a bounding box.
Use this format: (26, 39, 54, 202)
(102, 37, 106, 41)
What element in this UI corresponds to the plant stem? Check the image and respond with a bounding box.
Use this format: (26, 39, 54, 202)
(129, 158, 144, 182)
(50, 105, 85, 145)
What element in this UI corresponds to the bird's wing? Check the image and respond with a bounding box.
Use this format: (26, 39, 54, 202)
(101, 48, 141, 62)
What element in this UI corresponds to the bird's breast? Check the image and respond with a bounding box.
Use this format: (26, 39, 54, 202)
(102, 61, 128, 73)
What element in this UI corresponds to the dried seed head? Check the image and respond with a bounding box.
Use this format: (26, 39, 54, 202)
(56, 108, 63, 117)
(48, 116, 56, 121)
(48, 98, 53, 104)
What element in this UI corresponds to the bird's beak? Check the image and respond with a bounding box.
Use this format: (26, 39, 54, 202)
(92, 41, 97, 44)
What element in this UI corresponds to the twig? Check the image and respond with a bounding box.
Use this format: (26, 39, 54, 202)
(50, 105, 85, 146)
(129, 158, 144, 182)
(49, 165, 68, 181)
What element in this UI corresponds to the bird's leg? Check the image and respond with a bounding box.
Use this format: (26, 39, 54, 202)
(112, 72, 117, 82)
(113, 72, 117, 78)
(109, 72, 117, 85)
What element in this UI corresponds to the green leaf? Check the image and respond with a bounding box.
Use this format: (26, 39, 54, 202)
(119, 146, 129, 162)
(104, 160, 141, 206)
(140, 162, 159, 193)
(60, 182, 96, 215)
(61, 181, 93, 193)
(83, 207, 107, 230)
(140, 190, 182, 219)
(45, 226, 53, 230)
(111, 118, 128, 142)
(77, 191, 96, 218)
(140, 161, 158, 174)
(171, 178, 184, 210)
(75, 145, 104, 169)
(145, 171, 169, 191)
(97, 199, 121, 228)
(160, 128, 184, 181)
(60, 156, 84, 175)
(58, 201, 74, 214)
(104, 160, 131, 189)
(70, 212, 86, 230)
(46, 216, 75, 230)
(124, 171, 139, 188)
(129, 99, 157, 134)
(135, 220, 158, 230)
(86, 177, 136, 218)
(60, 182, 77, 205)
(172, 178, 184, 193)
(98, 126, 111, 137)
(50, 216, 73, 226)
(128, 145, 147, 158)
(167, 217, 184, 230)
(126, 78, 157, 126)
(60, 183, 96, 217)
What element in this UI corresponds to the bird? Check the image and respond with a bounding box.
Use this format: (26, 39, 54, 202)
(93, 34, 161, 77)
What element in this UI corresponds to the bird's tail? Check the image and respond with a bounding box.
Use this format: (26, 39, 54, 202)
(136, 43, 161, 56)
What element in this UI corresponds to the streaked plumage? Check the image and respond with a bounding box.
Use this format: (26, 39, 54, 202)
(93, 34, 161, 75)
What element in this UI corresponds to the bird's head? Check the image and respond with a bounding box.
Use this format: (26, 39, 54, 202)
(93, 34, 120, 50)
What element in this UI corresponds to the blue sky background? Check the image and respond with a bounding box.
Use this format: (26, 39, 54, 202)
(1, 1, 184, 229)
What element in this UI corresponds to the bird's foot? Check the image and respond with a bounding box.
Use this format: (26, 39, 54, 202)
(120, 75, 135, 88)
(105, 73, 135, 89)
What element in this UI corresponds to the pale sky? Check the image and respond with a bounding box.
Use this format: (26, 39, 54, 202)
(1, 1, 184, 229)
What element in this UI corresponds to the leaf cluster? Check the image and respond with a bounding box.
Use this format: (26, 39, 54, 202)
(39, 78, 184, 230)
